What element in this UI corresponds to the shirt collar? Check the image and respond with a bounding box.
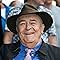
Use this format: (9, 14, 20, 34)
(14, 38, 47, 56)
(20, 38, 42, 53)
(13, 40, 47, 59)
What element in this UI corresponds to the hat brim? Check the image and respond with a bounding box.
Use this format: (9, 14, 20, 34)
(7, 12, 53, 34)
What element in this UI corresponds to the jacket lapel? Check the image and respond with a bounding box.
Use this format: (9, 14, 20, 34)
(36, 42, 50, 60)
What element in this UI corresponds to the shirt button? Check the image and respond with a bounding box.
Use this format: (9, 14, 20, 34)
(31, 53, 34, 57)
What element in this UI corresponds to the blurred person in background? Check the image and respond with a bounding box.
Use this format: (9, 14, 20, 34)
(1, 0, 10, 32)
(0, 0, 3, 47)
(9, 0, 23, 7)
(0, 0, 10, 46)
(44, 0, 60, 47)
(55, 0, 60, 7)
(3, 0, 23, 44)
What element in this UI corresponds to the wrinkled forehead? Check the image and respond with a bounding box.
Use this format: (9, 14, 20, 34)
(17, 14, 43, 23)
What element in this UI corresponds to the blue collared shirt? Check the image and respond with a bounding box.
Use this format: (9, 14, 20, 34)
(13, 40, 42, 60)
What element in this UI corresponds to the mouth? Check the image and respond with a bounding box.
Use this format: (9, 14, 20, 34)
(24, 32, 35, 35)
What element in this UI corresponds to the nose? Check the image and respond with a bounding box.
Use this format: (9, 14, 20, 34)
(26, 23, 31, 30)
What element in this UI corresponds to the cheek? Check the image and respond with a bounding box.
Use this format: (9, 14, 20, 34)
(33, 25, 44, 35)
(17, 25, 26, 33)
(33, 25, 41, 32)
(17, 26, 25, 39)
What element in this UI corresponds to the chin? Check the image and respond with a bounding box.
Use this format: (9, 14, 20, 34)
(25, 42, 36, 48)
(23, 39, 35, 43)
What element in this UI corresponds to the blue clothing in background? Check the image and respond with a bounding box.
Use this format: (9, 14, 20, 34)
(1, 3, 10, 32)
(0, 9, 3, 46)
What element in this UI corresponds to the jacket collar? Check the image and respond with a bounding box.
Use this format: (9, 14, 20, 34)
(13, 41, 48, 55)
(36, 42, 48, 60)
(39, 42, 48, 55)
(13, 41, 48, 60)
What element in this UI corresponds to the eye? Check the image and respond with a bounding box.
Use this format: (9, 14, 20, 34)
(30, 22, 36, 25)
(19, 22, 25, 25)
(30, 20, 37, 25)
(30, 21, 36, 25)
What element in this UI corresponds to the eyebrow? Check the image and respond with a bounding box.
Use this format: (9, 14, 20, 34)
(17, 20, 25, 23)
(18, 19, 37, 22)
(16, 19, 26, 26)
(30, 19, 37, 22)
(19, 20, 26, 22)
(17, 18, 37, 24)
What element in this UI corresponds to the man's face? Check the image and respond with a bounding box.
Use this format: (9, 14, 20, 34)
(16, 14, 44, 48)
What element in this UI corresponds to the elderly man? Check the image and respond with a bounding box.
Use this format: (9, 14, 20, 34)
(0, 4, 60, 60)
(3, 0, 57, 47)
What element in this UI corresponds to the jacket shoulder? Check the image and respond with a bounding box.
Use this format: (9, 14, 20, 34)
(46, 43, 60, 60)
(0, 41, 20, 60)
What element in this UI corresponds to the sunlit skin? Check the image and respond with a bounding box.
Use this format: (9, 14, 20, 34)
(44, 0, 52, 5)
(34, 0, 45, 5)
(16, 14, 45, 48)
(27, 0, 45, 8)
(56, 0, 60, 6)
(0, 2, 5, 8)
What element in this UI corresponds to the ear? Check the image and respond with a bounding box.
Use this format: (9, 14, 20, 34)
(41, 24, 45, 34)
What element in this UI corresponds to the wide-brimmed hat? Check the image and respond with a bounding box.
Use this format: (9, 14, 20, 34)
(7, 4, 53, 34)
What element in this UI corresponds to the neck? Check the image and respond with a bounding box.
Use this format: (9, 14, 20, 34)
(44, 3, 52, 9)
(20, 37, 42, 49)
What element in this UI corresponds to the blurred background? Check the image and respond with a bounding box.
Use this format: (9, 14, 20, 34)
(2, 0, 56, 6)
(2, 0, 24, 6)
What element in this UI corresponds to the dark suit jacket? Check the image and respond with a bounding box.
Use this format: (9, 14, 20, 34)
(0, 41, 60, 60)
